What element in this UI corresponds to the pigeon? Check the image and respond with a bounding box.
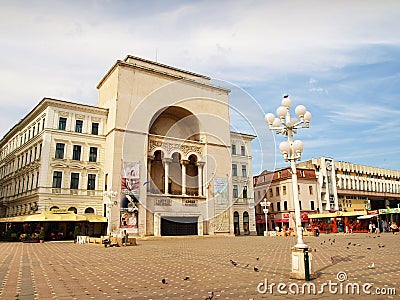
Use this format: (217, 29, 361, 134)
(230, 259, 238, 266)
(332, 239, 335, 243)
(314, 249, 317, 252)
(328, 238, 331, 241)
(205, 291, 214, 300)
(321, 243, 323, 245)
(367, 247, 371, 250)
(244, 264, 249, 268)
(346, 246, 349, 249)
(331, 256, 335, 263)
(183, 276, 190, 281)
(254, 266, 259, 272)
(162, 279, 167, 284)
(368, 262, 375, 269)
(256, 257, 260, 261)
(348, 242, 351, 245)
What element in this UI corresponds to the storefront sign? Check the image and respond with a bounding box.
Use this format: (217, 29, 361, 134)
(155, 198, 172, 206)
(183, 199, 198, 206)
(379, 208, 400, 214)
(50, 209, 68, 214)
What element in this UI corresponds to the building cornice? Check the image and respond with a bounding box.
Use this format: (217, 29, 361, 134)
(1, 98, 108, 145)
(96, 59, 231, 94)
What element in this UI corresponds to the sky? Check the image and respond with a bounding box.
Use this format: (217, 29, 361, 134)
(1, 0, 400, 175)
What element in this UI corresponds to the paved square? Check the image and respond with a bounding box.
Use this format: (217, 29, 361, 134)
(0, 233, 399, 299)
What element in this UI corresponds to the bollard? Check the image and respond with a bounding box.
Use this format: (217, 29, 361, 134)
(304, 249, 310, 281)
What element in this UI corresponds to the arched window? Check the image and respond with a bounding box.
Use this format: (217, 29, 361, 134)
(68, 207, 77, 214)
(84, 207, 95, 214)
(49, 206, 59, 211)
(243, 211, 250, 235)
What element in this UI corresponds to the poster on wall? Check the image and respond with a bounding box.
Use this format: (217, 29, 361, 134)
(120, 162, 140, 229)
(214, 177, 228, 205)
(213, 177, 230, 232)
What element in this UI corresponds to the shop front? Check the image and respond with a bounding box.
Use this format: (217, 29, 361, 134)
(0, 210, 107, 241)
(309, 211, 368, 233)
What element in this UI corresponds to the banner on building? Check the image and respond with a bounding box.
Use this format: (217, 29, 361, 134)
(213, 177, 230, 232)
(120, 162, 140, 229)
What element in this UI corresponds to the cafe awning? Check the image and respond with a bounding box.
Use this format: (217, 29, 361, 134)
(309, 211, 366, 219)
(83, 214, 108, 223)
(0, 211, 106, 223)
(357, 214, 379, 220)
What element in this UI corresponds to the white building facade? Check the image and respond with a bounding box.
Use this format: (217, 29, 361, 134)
(231, 132, 256, 235)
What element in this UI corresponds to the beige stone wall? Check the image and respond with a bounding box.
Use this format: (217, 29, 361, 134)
(97, 57, 232, 236)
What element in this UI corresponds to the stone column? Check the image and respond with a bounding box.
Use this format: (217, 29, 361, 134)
(197, 162, 205, 196)
(163, 158, 172, 195)
(181, 160, 188, 195)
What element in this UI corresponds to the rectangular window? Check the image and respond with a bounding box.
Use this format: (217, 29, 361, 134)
(241, 145, 245, 156)
(233, 185, 238, 198)
(257, 190, 261, 200)
(39, 144, 42, 158)
(309, 185, 313, 195)
(87, 174, 96, 190)
(232, 144, 236, 155)
(105, 173, 108, 190)
(52, 171, 62, 188)
(58, 117, 67, 130)
(283, 186, 287, 195)
(284, 201, 288, 210)
(242, 165, 247, 177)
(31, 174, 34, 190)
(70, 172, 79, 189)
(311, 200, 315, 210)
(276, 187, 280, 196)
(232, 164, 237, 176)
(72, 145, 81, 160)
(89, 147, 98, 162)
(91, 122, 99, 135)
(36, 172, 39, 188)
(42, 118, 45, 130)
(277, 202, 281, 211)
(55, 143, 65, 159)
(75, 120, 83, 133)
(243, 186, 248, 198)
(299, 201, 302, 210)
(269, 189, 273, 197)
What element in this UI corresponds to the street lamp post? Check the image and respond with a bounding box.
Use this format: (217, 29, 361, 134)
(103, 190, 118, 236)
(260, 199, 271, 236)
(265, 94, 314, 280)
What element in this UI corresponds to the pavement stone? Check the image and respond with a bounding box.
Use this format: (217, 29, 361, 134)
(0, 233, 399, 299)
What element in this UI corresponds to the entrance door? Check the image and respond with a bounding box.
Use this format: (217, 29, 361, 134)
(161, 217, 198, 236)
(234, 211, 240, 235)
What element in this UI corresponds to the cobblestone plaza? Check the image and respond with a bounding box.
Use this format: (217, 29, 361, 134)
(0, 234, 399, 299)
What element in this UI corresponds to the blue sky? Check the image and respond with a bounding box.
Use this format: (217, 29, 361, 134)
(0, 0, 399, 174)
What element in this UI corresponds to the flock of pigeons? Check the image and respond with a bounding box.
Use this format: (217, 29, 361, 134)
(160, 235, 386, 299)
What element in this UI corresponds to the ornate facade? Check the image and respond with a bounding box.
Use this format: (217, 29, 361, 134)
(0, 55, 256, 237)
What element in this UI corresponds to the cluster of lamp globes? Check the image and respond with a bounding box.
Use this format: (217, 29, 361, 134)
(264, 95, 312, 162)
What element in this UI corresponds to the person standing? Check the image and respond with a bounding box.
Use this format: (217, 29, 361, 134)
(121, 229, 128, 246)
